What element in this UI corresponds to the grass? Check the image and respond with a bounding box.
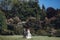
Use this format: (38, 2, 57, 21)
(0, 35, 60, 40)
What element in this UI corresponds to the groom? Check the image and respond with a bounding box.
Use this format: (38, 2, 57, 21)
(23, 28, 27, 38)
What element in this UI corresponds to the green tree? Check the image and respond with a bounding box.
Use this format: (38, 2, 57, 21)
(46, 7, 57, 18)
(0, 10, 7, 30)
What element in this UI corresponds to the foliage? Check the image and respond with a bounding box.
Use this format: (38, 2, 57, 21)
(0, 0, 60, 36)
(0, 10, 7, 30)
(46, 7, 57, 18)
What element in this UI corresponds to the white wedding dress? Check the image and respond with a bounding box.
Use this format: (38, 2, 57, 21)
(26, 29, 32, 39)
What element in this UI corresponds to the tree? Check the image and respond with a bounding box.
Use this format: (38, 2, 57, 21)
(40, 5, 46, 21)
(0, 0, 13, 11)
(0, 10, 7, 30)
(11, 2, 41, 21)
(46, 7, 57, 19)
(0, 0, 41, 35)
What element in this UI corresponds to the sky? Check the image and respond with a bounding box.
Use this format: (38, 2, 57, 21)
(38, 0, 60, 9)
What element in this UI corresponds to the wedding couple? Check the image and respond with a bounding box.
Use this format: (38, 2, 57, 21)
(23, 28, 32, 39)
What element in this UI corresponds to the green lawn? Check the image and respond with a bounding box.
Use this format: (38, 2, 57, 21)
(0, 35, 60, 40)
